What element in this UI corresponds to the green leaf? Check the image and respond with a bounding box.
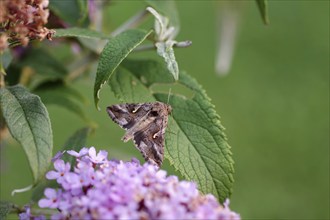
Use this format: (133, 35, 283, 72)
(156, 41, 179, 80)
(54, 28, 109, 39)
(34, 82, 89, 121)
(50, 0, 88, 26)
(17, 48, 68, 89)
(76, 0, 89, 23)
(109, 59, 234, 202)
(121, 59, 174, 87)
(4, 48, 67, 88)
(20, 48, 67, 78)
(93, 29, 152, 110)
(53, 28, 108, 54)
(256, 0, 269, 25)
(0, 85, 53, 183)
(0, 50, 13, 72)
(62, 127, 92, 168)
(0, 201, 14, 220)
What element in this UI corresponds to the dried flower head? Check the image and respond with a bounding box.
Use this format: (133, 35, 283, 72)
(34, 147, 241, 220)
(0, 0, 55, 52)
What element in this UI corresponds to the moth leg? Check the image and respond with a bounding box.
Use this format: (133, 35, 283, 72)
(122, 131, 133, 142)
(152, 129, 163, 139)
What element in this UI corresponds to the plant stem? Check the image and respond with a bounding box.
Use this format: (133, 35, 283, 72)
(66, 52, 97, 82)
(0, 73, 4, 88)
(111, 10, 149, 36)
(0, 52, 6, 88)
(32, 208, 58, 215)
(134, 40, 192, 52)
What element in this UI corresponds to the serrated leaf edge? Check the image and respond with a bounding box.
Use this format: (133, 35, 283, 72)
(94, 30, 153, 110)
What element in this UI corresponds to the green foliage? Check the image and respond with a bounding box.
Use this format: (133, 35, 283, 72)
(31, 180, 58, 203)
(0, 85, 52, 183)
(145, 0, 180, 29)
(94, 29, 152, 110)
(19, 48, 68, 78)
(35, 82, 89, 121)
(49, 0, 88, 26)
(16, 48, 68, 90)
(256, 0, 269, 24)
(156, 41, 179, 80)
(0, 50, 12, 73)
(0, 201, 14, 220)
(61, 127, 92, 168)
(54, 28, 109, 39)
(109, 59, 234, 202)
(146, 6, 180, 81)
(31, 127, 92, 202)
(0, 0, 243, 214)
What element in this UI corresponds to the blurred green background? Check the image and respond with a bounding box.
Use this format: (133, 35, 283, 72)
(1, 1, 329, 219)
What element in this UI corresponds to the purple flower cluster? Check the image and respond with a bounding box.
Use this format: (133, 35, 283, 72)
(37, 147, 240, 220)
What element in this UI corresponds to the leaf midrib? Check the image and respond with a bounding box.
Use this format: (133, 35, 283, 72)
(10, 90, 41, 178)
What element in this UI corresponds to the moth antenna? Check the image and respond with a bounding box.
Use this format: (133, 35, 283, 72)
(167, 87, 172, 105)
(164, 87, 173, 136)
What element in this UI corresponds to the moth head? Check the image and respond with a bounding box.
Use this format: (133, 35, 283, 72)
(165, 104, 172, 114)
(151, 102, 172, 115)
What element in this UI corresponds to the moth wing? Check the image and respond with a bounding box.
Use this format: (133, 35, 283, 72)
(133, 117, 167, 167)
(106, 103, 151, 130)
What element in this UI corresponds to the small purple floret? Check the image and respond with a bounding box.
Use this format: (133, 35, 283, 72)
(19, 205, 46, 220)
(67, 147, 88, 158)
(51, 150, 65, 162)
(45, 159, 70, 184)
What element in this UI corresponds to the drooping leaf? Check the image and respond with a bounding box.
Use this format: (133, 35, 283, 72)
(256, 0, 269, 25)
(54, 28, 108, 39)
(34, 82, 89, 121)
(108, 59, 234, 202)
(94, 29, 152, 110)
(0, 85, 53, 183)
(0, 201, 15, 220)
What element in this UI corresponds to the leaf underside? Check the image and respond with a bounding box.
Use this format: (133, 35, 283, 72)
(108, 59, 234, 202)
(0, 85, 53, 183)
